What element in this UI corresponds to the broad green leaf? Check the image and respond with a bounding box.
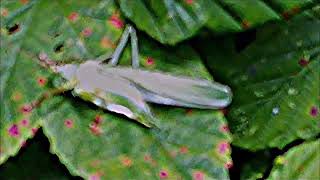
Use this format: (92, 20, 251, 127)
(118, 0, 317, 44)
(1, 0, 123, 164)
(0, 0, 232, 179)
(117, 0, 209, 45)
(268, 140, 320, 180)
(0, 132, 74, 180)
(196, 8, 320, 150)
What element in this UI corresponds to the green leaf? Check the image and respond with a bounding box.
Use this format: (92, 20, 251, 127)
(118, 0, 317, 44)
(0, 0, 232, 179)
(196, 8, 320, 150)
(0, 131, 73, 180)
(117, 0, 209, 45)
(267, 140, 320, 180)
(1, 0, 123, 164)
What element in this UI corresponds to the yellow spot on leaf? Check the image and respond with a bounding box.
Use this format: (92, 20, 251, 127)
(275, 156, 286, 165)
(100, 36, 115, 49)
(11, 92, 22, 101)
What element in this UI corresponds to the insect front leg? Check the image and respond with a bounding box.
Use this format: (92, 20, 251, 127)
(31, 79, 78, 109)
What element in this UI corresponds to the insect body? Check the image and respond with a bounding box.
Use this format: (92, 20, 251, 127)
(37, 25, 232, 128)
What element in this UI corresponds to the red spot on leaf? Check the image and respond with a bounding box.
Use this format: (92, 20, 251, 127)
(282, 7, 300, 20)
(143, 154, 157, 166)
(146, 57, 155, 66)
(286, 8, 299, 19)
(20, 0, 29, 4)
(282, 11, 291, 20)
(220, 108, 228, 115)
(12, 92, 22, 101)
(31, 128, 38, 136)
(64, 119, 74, 128)
(68, 12, 79, 22)
(179, 146, 189, 154)
(299, 58, 309, 67)
(109, 14, 124, 29)
(89, 123, 102, 135)
(159, 170, 169, 179)
(193, 171, 204, 180)
(37, 77, 47, 86)
(241, 20, 250, 29)
(217, 141, 230, 154)
(89, 174, 101, 180)
(8, 124, 19, 137)
(144, 154, 151, 162)
(94, 115, 103, 124)
(21, 141, 27, 148)
(224, 161, 233, 169)
(121, 156, 133, 167)
(186, 109, 193, 115)
(169, 150, 177, 158)
(1, 8, 9, 17)
(20, 104, 33, 114)
(20, 119, 29, 127)
(219, 124, 230, 133)
(185, 0, 193, 4)
(100, 36, 115, 49)
(310, 106, 318, 117)
(82, 27, 93, 37)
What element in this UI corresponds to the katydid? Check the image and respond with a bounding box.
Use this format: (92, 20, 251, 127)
(34, 25, 232, 128)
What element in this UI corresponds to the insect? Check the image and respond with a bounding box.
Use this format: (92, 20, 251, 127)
(34, 25, 232, 128)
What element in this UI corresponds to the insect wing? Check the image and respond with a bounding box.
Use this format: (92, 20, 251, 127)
(74, 61, 157, 127)
(102, 67, 232, 109)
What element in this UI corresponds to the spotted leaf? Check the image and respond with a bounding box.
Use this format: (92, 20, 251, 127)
(0, 132, 73, 179)
(0, 0, 232, 179)
(268, 140, 320, 179)
(197, 8, 320, 150)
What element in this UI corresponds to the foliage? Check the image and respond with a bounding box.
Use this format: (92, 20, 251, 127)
(197, 7, 320, 150)
(0, 0, 319, 180)
(0, 131, 73, 180)
(119, 0, 317, 44)
(268, 140, 320, 180)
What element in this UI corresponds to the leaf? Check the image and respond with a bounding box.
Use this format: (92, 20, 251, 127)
(267, 140, 320, 179)
(118, 0, 317, 44)
(0, 131, 74, 180)
(0, 0, 232, 179)
(1, 0, 123, 164)
(196, 8, 320, 150)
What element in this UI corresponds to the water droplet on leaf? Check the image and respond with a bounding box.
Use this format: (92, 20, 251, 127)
(272, 107, 280, 115)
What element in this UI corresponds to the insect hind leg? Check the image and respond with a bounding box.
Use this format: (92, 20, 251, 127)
(96, 25, 139, 68)
(129, 26, 139, 68)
